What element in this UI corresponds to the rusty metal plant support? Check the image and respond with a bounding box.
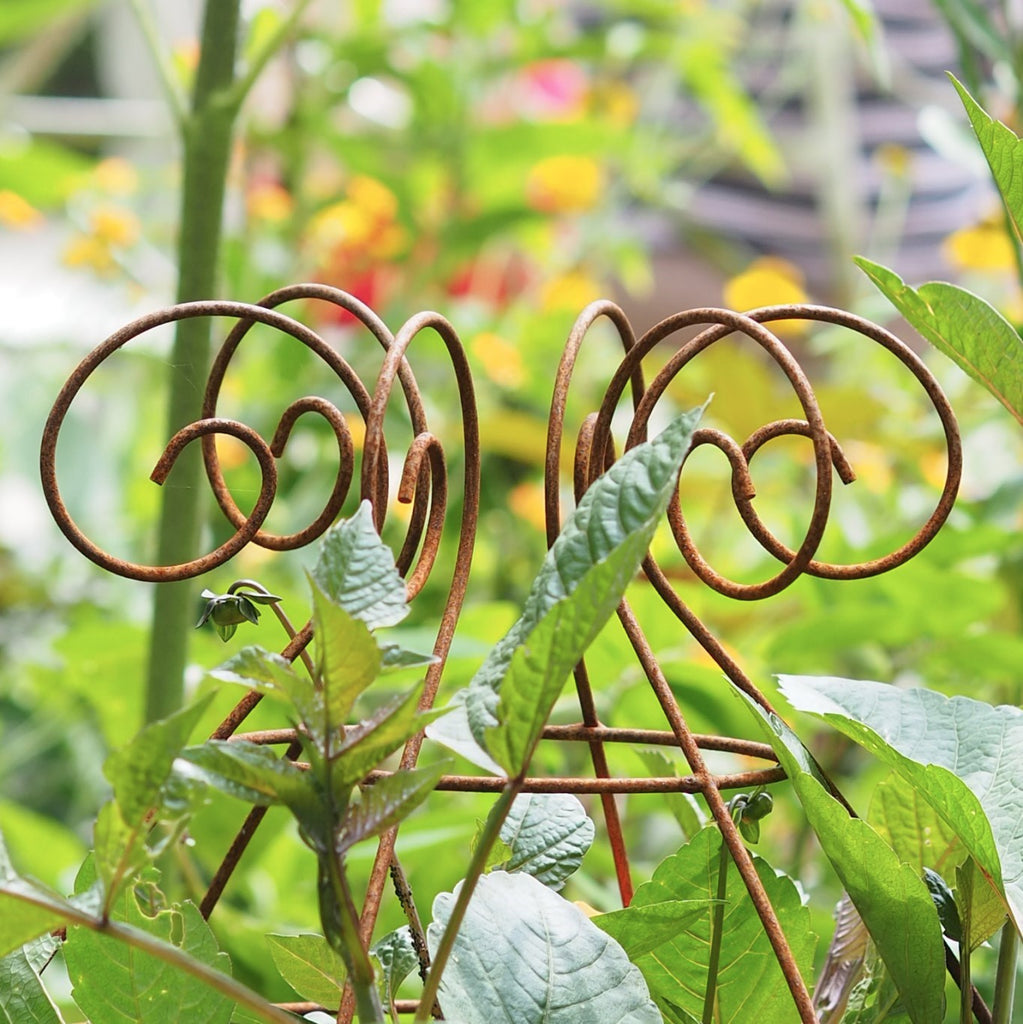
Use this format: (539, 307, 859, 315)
(41, 284, 963, 1024)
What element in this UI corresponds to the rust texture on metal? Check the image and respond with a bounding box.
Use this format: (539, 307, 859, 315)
(41, 288, 962, 1024)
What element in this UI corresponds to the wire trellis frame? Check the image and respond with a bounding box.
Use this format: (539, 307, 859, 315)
(40, 283, 964, 1023)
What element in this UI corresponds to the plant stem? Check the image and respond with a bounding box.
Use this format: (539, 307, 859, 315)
(320, 852, 385, 1023)
(702, 835, 729, 1024)
(414, 784, 520, 1021)
(992, 921, 1019, 1024)
(142, 1, 242, 723)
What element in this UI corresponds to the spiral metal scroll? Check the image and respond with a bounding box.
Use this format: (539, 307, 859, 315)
(41, 288, 962, 1024)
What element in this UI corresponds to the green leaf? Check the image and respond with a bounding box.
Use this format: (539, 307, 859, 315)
(379, 643, 439, 675)
(370, 927, 419, 1009)
(266, 932, 346, 1007)
(855, 255, 1023, 425)
(495, 794, 594, 891)
(103, 694, 215, 824)
(331, 685, 445, 791)
(64, 889, 233, 1024)
(0, 875, 75, 959)
(209, 646, 319, 727)
(337, 762, 447, 854)
(0, 936, 64, 1024)
(467, 407, 704, 775)
(627, 826, 816, 1024)
(310, 581, 382, 734)
(739, 692, 946, 1024)
(176, 741, 318, 829)
(778, 675, 1023, 933)
(427, 871, 661, 1024)
(593, 901, 711, 960)
(0, 0, 103, 45)
(311, 500, 409, 629)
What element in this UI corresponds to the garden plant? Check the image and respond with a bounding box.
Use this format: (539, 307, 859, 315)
(4, 2, 1023, 1023)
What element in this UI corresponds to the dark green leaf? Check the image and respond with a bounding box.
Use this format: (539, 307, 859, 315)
(856, 256, 1023, 425)
(331, 685, 445, 791)
(337, 763, 446, 854)
(428, 871, 661, 1023)
(311, 500, 409, 629)
(266, 932, 345, 1006)
(923, 868, 961, 943)
(466, 407, 704, 775)
(209, 646, 318, 727)
(379, 643, 439, 675)
(739, 692, 945, 1024)
(496, 793, 594, 891)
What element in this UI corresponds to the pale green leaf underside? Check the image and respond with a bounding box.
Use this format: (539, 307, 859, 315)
(498, 793, 595, 891)
(628, 826, 816, 1024)
(465, 407, 703, 774)
(855, 256, 1023, 425)
(266, 932, 345, 1007)
(779, 675, 1023, 933)
(428, 871, 661, 1024)
(0, 940, 63, 1024)
(740, 692, 946, 1024)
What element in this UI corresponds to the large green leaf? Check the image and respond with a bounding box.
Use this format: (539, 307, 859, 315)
(427, 871, 661, 1024)
(266, 932, 345, 1007)
(209, 647, 318, 726)
(310, 500, 409, 629)
(739, 693, 946, 1024)
(593, 901, 712, 960)
(104, 694, 214, 824)
(0, 936, 63, 1024)
(64, 889, 233, 1024)
(779, 675, 1023, 933)
(495, 793, 594, 891)
(465, 407, 704, 775)
(370, 927, 419, 1010)
(626, 826, 816, 1024)
(856, 256, 1023, 425)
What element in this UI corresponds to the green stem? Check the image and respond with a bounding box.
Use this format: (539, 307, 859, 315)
(142, 1, 242, 723)
(992, 921, 1019, 1024)
(960, 875, 973, 1024)
(414, 784, 520, 1021)
(320, 852, 385, 1023)
(4, 884, 294, 1024)
(702, 836, 729, 1024)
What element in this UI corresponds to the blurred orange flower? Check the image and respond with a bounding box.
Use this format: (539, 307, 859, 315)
(509, 480, 548, 532)
(89, 205, 140, 248)
(527, 155, 604, 214)
(63, 235, 116, 273)
(246, 180, 294, 223)
(722, 256, 809, 337)
(92, 157, 139, 196)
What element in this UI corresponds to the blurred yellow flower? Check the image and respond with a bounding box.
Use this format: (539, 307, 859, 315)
(540, 269, 603, 312)
(344, 412, 366, 452)
(347, 175, 399, 222)
(92, 157, 139, 195)
(63, 235, 116, 273)
(470, 331, 525, 388)
(509, 480, 548, 532)
(943, 220, 1016, 272)
(215, 435, 250, 471)
(875, 143, 911, 178)
(590, 81, 639, 126)
(527, 155, 604, 214)
(0, 190, 42, 229)
(842, 440, 893, 494)
(722, 256, 809, 337)
(89, 205, 140, 248)
(246, 181, 294, 223)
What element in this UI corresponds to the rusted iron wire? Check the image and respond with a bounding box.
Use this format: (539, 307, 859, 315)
(41, 290, 962, 1024)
